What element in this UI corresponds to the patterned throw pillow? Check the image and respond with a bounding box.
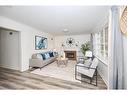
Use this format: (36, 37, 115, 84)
(53, 52, 58, 56)
(49, 52, 54, 57)
(41, 53, 46, 60)
(45, 53, 50, 59)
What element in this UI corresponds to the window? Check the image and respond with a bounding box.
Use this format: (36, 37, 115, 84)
(93, 24, 108, 63)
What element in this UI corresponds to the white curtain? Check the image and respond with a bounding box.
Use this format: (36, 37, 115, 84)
(109, 6, 124, 89)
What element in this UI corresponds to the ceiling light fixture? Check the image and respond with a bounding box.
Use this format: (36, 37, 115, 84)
(63, 29, 69, 33)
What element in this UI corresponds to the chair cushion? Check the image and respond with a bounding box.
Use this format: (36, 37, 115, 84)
(76, 58, 98, 78)
(90, 58, 98, 68)
(76, 65, 95, 78)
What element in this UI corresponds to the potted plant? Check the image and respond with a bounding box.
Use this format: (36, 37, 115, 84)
(81, 41, 90, 56)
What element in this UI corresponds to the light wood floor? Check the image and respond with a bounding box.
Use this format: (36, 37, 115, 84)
(0, 67, 107, 89)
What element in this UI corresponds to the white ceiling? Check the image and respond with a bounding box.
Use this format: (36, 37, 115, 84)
(0, 6, 110, 36)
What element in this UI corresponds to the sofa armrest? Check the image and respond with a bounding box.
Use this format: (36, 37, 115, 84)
(29, 59, 43, 67)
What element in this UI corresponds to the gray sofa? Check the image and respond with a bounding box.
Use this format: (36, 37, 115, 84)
(29, 52, 58, 69)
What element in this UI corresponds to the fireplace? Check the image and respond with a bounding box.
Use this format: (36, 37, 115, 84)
(64, 51, 76, 60)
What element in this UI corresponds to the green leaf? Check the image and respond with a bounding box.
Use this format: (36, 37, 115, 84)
(81, 41, 90, 56)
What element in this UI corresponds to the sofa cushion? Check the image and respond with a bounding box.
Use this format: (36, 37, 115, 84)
(49, 52, 54, 57)
(36, 53, 43, 59)
(45, 53, 50, 59)
(32, 54, 43, 59)
(41, 53, 46, 60)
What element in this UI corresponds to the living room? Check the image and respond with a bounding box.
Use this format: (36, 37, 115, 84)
(0, 6, 109, 89)
(0, 5, 127, 90)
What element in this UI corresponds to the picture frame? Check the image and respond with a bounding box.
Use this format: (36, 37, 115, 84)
(35, 36, 47, 50)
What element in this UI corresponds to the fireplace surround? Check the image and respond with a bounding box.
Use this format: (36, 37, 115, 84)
(64, 51, 76, 60)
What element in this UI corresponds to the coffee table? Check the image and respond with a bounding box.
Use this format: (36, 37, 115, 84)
(56, 58, 68, 67)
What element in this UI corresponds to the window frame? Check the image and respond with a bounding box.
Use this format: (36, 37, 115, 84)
(93, 23, 108, 65)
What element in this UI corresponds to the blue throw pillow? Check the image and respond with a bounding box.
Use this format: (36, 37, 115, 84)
(45, 53, 50, 59)
(41, 53, 46, 60)
(49, 52, 54, 57)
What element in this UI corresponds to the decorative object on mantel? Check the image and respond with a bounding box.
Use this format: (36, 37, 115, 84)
(61, 42, 65, 47)
(75, 41, 79, 47)
(120, 6, 127, 36)
(81, 41, 90, 56)
(35, 36, 47, 50)
(66, 37, 75, 47)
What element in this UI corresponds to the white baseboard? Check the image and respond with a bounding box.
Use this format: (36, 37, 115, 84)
(0, 65, 19, 71)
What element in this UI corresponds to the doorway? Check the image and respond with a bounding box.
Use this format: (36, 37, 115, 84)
(0, 27, 20, 70)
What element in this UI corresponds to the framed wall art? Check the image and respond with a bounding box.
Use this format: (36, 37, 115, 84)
(35, 36, 47, 50)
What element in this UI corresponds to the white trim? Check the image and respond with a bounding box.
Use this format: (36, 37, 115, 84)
(94, 55, 108, 66)
(0, 65, 19, 71)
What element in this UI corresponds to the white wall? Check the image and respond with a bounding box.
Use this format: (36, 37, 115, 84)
(54, 34, 90, 57)
(123, 36, 127, 88)
(0, 29, 20, 70)
(0, 16, 54, 71)
(97, 61, 108, 85)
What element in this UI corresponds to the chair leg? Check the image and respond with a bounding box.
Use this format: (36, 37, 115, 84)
(90, 78, 92, 84)
(75, 66, 81, 81)
(95, 69, 97, 86)
(75, 66, 78, 80)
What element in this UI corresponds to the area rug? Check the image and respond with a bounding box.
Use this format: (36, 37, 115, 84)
(31, 60, 80, 83)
